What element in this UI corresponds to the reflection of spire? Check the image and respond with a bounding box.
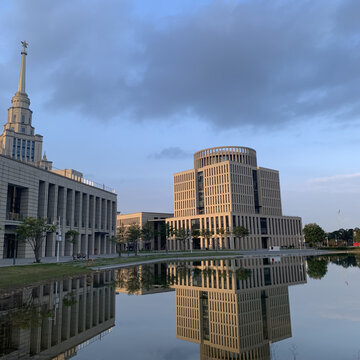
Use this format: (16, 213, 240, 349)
(17, 41, 28, 94)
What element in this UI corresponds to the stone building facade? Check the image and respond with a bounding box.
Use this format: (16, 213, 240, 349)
(117, 212, 173, 250)
(166, 146, 302, 250)
(0, 42, 117, 259)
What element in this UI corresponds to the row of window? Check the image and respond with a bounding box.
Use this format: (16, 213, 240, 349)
(12, 114, 27, 123)
(12, 137, 34, 161)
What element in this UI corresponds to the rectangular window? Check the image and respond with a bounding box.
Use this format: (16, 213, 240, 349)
(21, 115, 25, 123)
(21, 127, 25, 134)
(31, 141, 35, 161)
(21, 140, 25, 158)
(12, 114, 16, 122)
(12, 138, 16, 157)
(26, 140, 30, 160)
(17, 138, 21, 159)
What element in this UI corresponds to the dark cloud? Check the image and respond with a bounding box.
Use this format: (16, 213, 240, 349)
(1, 0, 360, 129)
(148, 147, 190, 160)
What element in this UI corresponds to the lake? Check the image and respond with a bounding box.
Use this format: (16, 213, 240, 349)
(0, 254, 359, 359)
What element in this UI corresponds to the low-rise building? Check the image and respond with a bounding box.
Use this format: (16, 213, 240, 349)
(117, 212, 173, 250)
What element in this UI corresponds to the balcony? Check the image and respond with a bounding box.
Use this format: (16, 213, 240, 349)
(6, 212, 23, 221)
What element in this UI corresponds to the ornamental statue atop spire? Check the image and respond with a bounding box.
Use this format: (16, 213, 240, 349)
(0, 41, 51, 169)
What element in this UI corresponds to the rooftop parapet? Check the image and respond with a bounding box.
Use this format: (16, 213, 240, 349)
(194, 146, 257, 169)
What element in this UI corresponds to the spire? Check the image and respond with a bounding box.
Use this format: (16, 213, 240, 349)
(17, 40, 28, 94)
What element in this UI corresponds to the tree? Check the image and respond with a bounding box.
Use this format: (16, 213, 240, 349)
(353, 228, 360, 243)
(16, 217, 56, 263)
(200, 228, 213, 249)
(164, 223, 175, 252)
(113, 224, 127, 256)
(232, 226, 249, 238)
(175, 227, 188, 251)
(141, 222, 154, 250)
(307, 257, 328, 279)
(216, 228, 225, 249)
(126, 224, 141, 255)
(65, 229, 79, 257)
(303, 223, 326, 246)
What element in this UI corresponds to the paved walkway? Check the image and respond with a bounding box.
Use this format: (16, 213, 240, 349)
(0, 248, 345, 268)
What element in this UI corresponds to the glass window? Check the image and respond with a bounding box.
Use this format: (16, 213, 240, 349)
(12, 138, 16, 157)
(12, 114, 16, 122)
(21, 115, 25, 123)
(31, 141, 35, 160)
(21, 127, 25, 134)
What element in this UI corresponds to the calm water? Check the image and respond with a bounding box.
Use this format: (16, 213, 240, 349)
(1, 255, 360, 360)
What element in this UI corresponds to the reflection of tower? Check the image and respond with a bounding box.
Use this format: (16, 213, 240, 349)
(0, 270, 115, 359)
(169, 257, 307, 360)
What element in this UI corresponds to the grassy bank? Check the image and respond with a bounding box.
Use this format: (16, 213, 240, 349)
(0, 262, 91, 290)
(0, 251, 237, 290)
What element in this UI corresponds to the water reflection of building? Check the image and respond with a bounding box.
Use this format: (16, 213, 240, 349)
(168, 257, 306, 359)
(115, 263, 174, 295)
(0, 271, 115, 359)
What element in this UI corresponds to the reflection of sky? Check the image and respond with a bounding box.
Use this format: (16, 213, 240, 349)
(74, 261, 360, 360)
(274, 263, 360, 360)
(74, 292, 199, 360)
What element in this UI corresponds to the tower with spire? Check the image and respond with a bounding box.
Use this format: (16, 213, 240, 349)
(0, 41, 51, 169)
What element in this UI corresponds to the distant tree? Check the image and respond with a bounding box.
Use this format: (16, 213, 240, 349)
(163, 223, 174, 252)
(215, 228, 227, 249)
(303, 223, 326, 246)
(328, 228, 353, 244)
(141, 222, 154, 250)
(65, 229, 79, 257)
(353, 228, 360, 243)
(126, 224, 141, 255)
(16, 217, 56, 263)
(200, 229, 213, 249)
(307, 257, 328, 279)
(175, 227, 189, 251)
(114, 224, 127, 256)
(232, 226, 249, 239)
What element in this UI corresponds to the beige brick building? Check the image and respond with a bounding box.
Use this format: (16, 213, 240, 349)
(0, 42, 117, 259)
(117, 212, 173, 250)
(166, 146, 302, 250)
(168, 256, 306, 359)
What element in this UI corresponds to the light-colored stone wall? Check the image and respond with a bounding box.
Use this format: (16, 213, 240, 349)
(0, 155, 117, 259)
(167, 146, 302, 250)
(173, 169, 196, 217)
(117, 211, 173, 250)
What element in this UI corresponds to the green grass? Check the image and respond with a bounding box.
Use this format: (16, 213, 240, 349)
(0, 262, 91, 290)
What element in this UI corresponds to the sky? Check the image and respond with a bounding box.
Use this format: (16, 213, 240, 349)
(0, 0, 359, 231)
